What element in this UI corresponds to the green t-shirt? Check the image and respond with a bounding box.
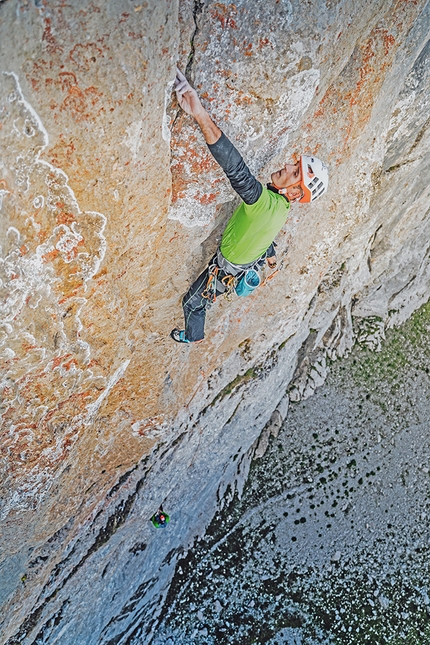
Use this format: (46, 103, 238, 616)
(220, 187, 290, 265)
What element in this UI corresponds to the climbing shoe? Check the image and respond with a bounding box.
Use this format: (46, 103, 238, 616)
(170, 328, 191, 343)
(170, 329, 203, 344)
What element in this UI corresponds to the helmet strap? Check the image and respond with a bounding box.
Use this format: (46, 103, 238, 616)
(267, 183, 289, 202)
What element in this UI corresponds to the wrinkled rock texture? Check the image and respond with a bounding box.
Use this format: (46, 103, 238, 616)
(0, 0, 429, 643)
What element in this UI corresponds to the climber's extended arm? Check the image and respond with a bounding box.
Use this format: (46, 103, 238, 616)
(207, 133, 262, 205)
(175, 68, 221, 144)
(175, 69, 262, 206)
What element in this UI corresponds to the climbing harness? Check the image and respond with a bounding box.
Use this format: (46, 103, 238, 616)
(202, 244, 280, 307)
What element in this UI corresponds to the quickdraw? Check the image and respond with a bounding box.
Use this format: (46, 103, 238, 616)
(202, 264, 239, 303)
(221, 274, 236, 300)
(202, 264, 219, 304)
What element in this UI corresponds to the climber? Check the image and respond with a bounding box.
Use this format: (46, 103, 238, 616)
(170, 69, 328, 344)
(151, 505, 170, 529)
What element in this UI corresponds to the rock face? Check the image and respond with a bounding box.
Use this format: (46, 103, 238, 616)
(0, 0, 429, 643)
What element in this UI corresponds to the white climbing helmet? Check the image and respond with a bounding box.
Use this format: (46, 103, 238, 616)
(299, 155, 328, 203)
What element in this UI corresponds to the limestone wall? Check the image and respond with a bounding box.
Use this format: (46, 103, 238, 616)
(0, 0, 429, 643)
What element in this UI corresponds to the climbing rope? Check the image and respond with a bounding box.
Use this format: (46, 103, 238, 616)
(261, 258, 284, 287)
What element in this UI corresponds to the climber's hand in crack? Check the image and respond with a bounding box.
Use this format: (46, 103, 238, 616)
(174, 68, 221, 145)
(174, 68, 204, 118)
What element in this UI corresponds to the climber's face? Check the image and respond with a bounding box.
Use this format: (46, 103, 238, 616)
(271, 162, 302, 191)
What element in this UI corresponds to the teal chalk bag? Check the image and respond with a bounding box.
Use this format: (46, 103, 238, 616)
(235, 268, 261, 297)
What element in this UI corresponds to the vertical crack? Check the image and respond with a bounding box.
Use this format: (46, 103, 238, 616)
(171, 0, 204, 129)
(185, 0, 204, 79)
